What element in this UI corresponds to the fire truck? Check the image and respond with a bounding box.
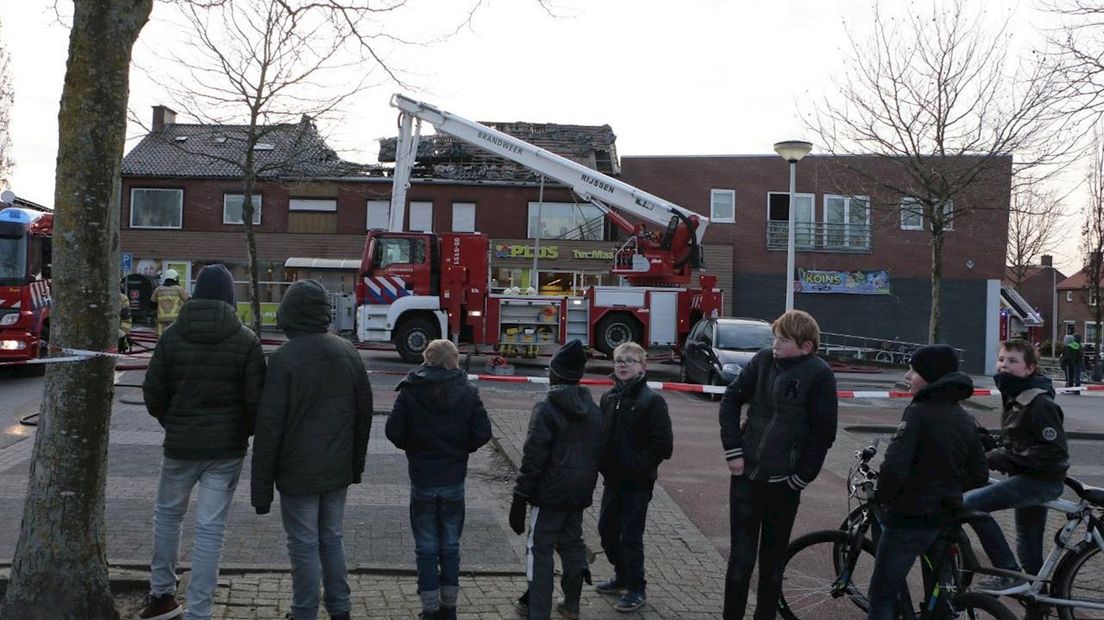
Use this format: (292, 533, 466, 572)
(356, 95, 723, 362)
(0, 193, 53, 366)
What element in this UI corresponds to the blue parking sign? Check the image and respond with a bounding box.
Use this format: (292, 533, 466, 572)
(121, 252, 133, 275)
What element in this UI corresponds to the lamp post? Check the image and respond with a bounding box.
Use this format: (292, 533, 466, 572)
(773, 140, 813, 312)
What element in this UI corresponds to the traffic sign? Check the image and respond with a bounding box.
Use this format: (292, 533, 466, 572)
(121, 252, 133, 275)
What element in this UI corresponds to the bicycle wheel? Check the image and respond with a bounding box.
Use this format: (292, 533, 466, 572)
(949, 592, 1018, 619)
(1054, 541, 1104, 620)
(779, 529, 876, 619)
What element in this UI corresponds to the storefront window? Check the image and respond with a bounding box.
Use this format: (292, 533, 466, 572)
(527, 202, 605, 241)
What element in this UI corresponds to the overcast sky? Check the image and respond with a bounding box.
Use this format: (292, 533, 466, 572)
(3, 0, 1087, 274)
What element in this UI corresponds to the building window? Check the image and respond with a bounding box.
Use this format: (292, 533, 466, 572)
(1065, 321, 1076, 335)
(289, 198, 337, 212)
(1087, 322, 1101, 345)
(223, 194, 262, 225)
(766, 192, 816, 249)
(452, 202, 476, 233)
(527, 202, 605, 240)
(409, 201, 433, 233)
(1067, 291, 1073, 302)
(130, 188, 183, 229)
(366, 200, 389, 230)
(823, 195, 870, 250)
(710, 189, 736, 223)
(901, 198, 954, 231)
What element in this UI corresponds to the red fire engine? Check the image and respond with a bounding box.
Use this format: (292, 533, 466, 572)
(356, 95, 723, 362)
(0, 197, 53, 365)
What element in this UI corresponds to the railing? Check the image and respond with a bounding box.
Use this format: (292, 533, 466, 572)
(766, 221, 872, 252)
(819, 331, 966, 368)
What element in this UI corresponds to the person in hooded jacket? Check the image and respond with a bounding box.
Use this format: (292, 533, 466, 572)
(139, 264, 266, 620)
(865, 345, 989, 620)
(965, 339, 1070, 599)
(251, 280, 373, 620)
(510, 339, 609, 620)
(595, 341, 673, 613)
(386, 339, 492, 620)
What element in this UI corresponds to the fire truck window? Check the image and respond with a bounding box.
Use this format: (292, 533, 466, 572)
(27, 237, 42, 279)
(0, 234, 27, 284)
(376, 237, 427, 268)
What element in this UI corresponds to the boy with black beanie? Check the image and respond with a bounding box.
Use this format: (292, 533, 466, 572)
(865, 344, 989, 619)
(510, 340, 609, 620)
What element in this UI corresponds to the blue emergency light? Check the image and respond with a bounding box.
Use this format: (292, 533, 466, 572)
(0, 208, 34, 225)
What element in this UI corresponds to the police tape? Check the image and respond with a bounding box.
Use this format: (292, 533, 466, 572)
(452, 373, 1104, 398)
(5, 353, 1103, 399)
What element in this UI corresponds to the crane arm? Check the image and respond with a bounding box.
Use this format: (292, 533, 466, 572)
(389, 94, 709, 244)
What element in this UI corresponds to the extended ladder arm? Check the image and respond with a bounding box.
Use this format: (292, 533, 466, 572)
(388, 94, 710, 245)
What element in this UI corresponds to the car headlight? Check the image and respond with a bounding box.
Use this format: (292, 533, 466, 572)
(721, 363, 743, 377)
(0, 312, 19, 327)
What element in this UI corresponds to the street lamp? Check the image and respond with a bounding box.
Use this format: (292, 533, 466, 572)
(774, 140, 813, 312)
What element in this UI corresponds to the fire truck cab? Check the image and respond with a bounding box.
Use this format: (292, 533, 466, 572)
(0, 203, 53, 363)
(356, 95, 723, 363)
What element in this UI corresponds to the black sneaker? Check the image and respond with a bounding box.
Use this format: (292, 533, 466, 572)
(137, 593, 182, 620)
(515, 591, 529, 617)
(556, 601, 580, 619)
(614, 591, 646, 613)
(595, 577, 624, 595)
(975, 575, 1029, 595)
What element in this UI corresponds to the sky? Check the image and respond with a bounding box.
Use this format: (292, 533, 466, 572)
(2, 0, 1088, 275)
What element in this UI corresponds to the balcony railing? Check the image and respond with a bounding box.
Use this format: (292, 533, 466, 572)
(766, 220, 872, 253)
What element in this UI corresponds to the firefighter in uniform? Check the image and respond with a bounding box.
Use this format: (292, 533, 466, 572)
(151, 269, 188, 337)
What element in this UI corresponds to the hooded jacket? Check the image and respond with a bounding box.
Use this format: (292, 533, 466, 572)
(876, 372, 989, 527)
(988, 372, 1069, 481)
(719, 348, 838, 490)
(599, 374, 673, 487)
(142, 298, 265, 460)
(386, 366, 492, 487)
(250, 280, 373, 509)
(514, 384, 608, 510)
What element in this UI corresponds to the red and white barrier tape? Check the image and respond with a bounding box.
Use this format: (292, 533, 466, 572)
(450, 373, 1104, 398)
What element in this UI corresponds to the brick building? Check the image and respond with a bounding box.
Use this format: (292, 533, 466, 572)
(120, 107, 1013, 371)
(1057, 267, 1103, 348)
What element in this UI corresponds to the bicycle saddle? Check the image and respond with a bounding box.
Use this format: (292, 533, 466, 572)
(1066, 476, 1104, 506)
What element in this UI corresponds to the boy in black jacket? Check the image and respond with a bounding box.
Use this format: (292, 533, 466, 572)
(866, 345, 989, 620)
(595, 342, 673, 613)
(509, 340, 608, 620)
(966, 339, 1069, 600)
(387, 339, 492, 620)
(719, 310, 837, 620)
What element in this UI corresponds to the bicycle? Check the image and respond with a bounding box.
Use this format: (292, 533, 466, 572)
(971, 476, 1104, 619)
(777, 441, 1015, 619)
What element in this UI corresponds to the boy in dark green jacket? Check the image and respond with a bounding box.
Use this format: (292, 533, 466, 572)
(140, 263, 265, 620)
(251, 280, 373, 620)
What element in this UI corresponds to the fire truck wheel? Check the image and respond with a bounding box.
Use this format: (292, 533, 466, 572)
(394, 318, 438, 364)
(595, 314, 642, 357)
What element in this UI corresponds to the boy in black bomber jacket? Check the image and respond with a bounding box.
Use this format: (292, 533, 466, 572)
(718, 310, 838, 620)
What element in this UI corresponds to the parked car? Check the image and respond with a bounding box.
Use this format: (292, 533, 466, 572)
(680, 317, 773, 396)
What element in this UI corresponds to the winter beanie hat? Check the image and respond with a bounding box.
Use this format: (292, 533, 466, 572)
(192, 264, 235, 307)
(549, 339, 587, 382)
(909, 345, 959, 384)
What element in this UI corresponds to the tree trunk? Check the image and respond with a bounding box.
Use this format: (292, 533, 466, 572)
(0, 1, 151, 618)
(241, 171, 262, 337)
(929, 231, 945, 344)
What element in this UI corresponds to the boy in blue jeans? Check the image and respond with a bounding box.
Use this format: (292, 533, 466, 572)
(387, 339, 492, 619)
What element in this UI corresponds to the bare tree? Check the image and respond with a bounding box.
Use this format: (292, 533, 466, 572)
(1084, 124, 1104, 358)
(0, 1, 153, 618)
(1007, 184, 1068, 290)
(143, 0, 556, 335)
(0, 16, 14, 189)
(808, 0, 1077, 343)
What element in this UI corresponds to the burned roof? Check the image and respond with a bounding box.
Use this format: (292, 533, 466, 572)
(378, 121, 620, 181)
(122, 116, 380, 179)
